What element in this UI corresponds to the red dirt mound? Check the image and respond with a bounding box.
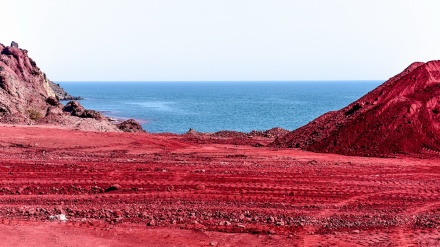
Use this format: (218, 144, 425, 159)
(273, 60, 440, 156)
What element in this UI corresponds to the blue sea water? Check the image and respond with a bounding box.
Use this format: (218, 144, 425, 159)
(58, 81, 382, 134)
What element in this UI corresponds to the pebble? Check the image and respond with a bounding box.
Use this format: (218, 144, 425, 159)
(105, 184, 121, 192)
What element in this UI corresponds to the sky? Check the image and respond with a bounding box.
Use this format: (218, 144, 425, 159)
(1, 0, 440, 81)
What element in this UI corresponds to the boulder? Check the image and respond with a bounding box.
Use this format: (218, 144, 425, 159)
(117, 119, 145, 133)
(46, 96, 59, 106)
(63, 101, 85, 116)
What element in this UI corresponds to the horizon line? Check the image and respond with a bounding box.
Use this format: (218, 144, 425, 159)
(55, 79, 385, 83)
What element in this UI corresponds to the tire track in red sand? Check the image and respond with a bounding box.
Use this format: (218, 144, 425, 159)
(1, 126, 440, 245)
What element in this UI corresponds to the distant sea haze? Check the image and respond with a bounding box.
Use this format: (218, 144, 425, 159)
(59, 81, 382, 134)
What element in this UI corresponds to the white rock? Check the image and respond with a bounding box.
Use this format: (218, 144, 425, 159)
(49, 214, 68, 222)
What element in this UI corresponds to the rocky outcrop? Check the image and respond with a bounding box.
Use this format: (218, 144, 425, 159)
(273, 60, 440, 156)
(0, 41, 55, 123)
(116, 119, 145, 133)
(48, 81, 82, 101)
(63, 101, 107, 120)
(0, 41, 128, 132)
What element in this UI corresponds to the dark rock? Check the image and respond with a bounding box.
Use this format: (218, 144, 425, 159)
(10, 41, 18, 48)
(117, 119, 145, 133)
(63, 101, 85, 116)
(48, 81, 83, 101)
(81, 110, 106, 120)
(46, 96, 59, 106)
(186, 128, 197, 135)
(105, 184, 121, 192)
(63, 101, 106, 120)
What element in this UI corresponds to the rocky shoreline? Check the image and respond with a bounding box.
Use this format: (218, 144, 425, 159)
(0, 41, 143, 133)
(48, 80, 83, 101)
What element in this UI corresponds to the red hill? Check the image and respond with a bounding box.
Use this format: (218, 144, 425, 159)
(273, 60, 440, 156)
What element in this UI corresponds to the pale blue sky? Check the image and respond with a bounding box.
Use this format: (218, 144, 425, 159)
(2, 0, 440, 81)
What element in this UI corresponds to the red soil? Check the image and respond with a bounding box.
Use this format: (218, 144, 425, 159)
(274, 60, 440, 157)
(1, 125, 440, 246)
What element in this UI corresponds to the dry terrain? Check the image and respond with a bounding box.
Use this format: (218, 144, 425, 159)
(0, 125, 440, 246)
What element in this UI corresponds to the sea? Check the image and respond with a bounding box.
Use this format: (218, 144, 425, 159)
(59, 81, 382, 134)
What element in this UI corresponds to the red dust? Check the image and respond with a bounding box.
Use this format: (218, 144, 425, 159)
(1, 125, 440, 246)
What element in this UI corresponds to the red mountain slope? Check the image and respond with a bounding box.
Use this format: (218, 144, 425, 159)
(273, 60, 440, 156)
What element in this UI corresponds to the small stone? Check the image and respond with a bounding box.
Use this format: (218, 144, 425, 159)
(195, 184, 206, 190)
(148, 219, 156, 226)
(209, 241, 218, 246)
(194, 222, 205, 230)
(352, 230, 360, 234)
(219, 221, 232, 226)
(105, 184, 121, 192)
(114, 210, 123, 217)
(275, 220, 285, 226)
(267, 216, 275, 223)
(49, 214, 67, 222)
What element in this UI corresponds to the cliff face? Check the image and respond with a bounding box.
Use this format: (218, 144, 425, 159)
(273, 60, 440, 156)
(0, 42, 55, 122)
(0, 41, 123, 131)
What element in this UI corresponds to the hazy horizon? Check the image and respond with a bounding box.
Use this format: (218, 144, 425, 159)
(2, 0, 440, 81)
(57, 80, 384, 82)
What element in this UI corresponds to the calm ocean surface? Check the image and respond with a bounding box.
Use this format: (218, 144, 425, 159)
(58, 81, 382, 133)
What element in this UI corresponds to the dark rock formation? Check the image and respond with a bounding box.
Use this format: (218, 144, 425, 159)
(63, 101, 106, 120)
(117, 119, 145, 133)
(273, 60, 440, 156)
(46, 96, 59, 106)
(63, 101, 85, 116)
(10, 41, 19, 48)
(48, 81, 83, 100)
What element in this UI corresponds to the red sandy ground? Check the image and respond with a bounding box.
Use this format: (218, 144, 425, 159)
(1, 125, 440, 246)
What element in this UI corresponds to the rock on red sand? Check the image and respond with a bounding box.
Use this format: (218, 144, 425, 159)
(274, 60, 440, 156)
